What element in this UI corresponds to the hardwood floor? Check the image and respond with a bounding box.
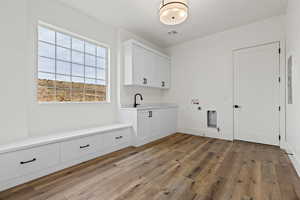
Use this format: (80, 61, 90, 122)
(0, 133, 300, 200)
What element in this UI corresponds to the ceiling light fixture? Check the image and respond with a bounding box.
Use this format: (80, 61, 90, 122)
(160, 0, 189, 26)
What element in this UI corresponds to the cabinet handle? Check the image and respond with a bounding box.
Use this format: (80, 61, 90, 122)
(143, 78, 147, 85)
(115, 136, 123, 140)
(149, 111, 153, 118)
(162, 81, 165, 87)
(80, 144, 90, 149)
(20, 158, 36, 165)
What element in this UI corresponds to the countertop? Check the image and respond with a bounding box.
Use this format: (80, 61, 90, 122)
(120, 103, 178, 111)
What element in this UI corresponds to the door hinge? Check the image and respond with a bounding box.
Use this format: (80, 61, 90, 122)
(278, 77, 281, 83)
(279, 135, 281, 141)
(278, 106, 281, 111)
(279, 48, 281, 54)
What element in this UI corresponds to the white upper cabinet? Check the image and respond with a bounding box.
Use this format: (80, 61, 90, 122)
(156, 54, 170, 88)
(124, 39, 171, 89)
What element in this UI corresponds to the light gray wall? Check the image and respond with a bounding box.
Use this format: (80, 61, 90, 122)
(163, 15, 286, 141)
(0, 0, 28, 144)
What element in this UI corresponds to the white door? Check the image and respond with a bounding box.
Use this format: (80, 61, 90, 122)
(233, 42, 280, 146)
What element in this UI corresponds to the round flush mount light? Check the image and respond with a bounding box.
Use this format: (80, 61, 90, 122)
(160, 0, 189, 26)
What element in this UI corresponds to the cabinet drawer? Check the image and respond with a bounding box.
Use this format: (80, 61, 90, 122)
(0, 143, 60, 182)
(103, 129, 131, 148)
(60, 134, 102, 162)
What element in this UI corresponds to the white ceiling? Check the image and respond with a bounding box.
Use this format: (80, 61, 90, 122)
(58, 0, 287, 48)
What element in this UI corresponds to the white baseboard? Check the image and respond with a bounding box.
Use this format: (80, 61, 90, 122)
(177, 128, 204, 137)
(134, 132, 174, 147)
(282, 141, 300, 177)
(177, 128, 233, 141)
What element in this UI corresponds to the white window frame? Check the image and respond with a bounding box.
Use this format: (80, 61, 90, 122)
(36, 21, 111, 104)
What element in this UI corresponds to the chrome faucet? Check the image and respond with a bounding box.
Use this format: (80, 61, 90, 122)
(134, 93, 143, 108)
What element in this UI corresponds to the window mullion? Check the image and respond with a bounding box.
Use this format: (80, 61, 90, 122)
(83, 42, 86, 101)
(54, 31, 57, 101)
(70, 37, 73, 101)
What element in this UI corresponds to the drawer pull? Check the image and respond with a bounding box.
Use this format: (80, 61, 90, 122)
(20, 158, 36, 165)
(115, 136, 123, 140)
(80, 144, 90, 149)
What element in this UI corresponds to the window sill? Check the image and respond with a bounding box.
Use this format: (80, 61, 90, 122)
(38, 101, 111, 105)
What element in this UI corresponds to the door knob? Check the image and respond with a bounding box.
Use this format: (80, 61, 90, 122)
(234, 105, 241, 108)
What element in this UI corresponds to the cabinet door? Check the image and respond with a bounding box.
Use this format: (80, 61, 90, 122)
(169, 108, 178, 134)
(137, 111, 151, 140)
(160, 108, 177, 136)
(143, 50, 156, 87)
(132, 44, 148, 86)
(149, 110, 161, 137)
(156, 55, 170, 89)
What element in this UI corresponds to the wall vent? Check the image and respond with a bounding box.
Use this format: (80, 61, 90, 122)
(207, 111, 217, 128)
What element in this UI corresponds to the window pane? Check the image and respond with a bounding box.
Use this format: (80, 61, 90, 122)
(72, 64, 84, 77)
(57, 47, 71, 61)
(38, 72, 55, 80)
(72, 38, 84, 52)
(38, 86, 56, 102)
(57, 61, 71, 75)
(39, 42, 55, 58)
(96, 79, 106, 85)
(56, 88, 71, 102)
(85, 67, 96, 78)
(72, 89, 84, 102)
(85, 42, 96, 55)
(85, 54, 96, 66)
(72, 76, 84, 83)
(38, 77, 55, 88)
(85, 78, 96, 84)
(96, 57, 106, 68)
(72, 51, 84, 64)
(56, 80, 71, 89)
(97, 47, 107, 57)
(38, 27, 55, 44)
(38, 57, 55, 73)
(56, 75, 71, 82)
(57, 32, 71, 48)
(96, 68, 105, 80)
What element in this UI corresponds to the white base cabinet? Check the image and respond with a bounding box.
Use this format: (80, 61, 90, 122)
(0, 124, 132, 192)
(120, 107, 178, 147)
(0, 143, 60, 183)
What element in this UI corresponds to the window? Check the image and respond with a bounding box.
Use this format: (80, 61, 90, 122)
(37, 25, 109, 102)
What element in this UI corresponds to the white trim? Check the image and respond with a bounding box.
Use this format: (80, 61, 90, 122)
(282, 141, 300, 177)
